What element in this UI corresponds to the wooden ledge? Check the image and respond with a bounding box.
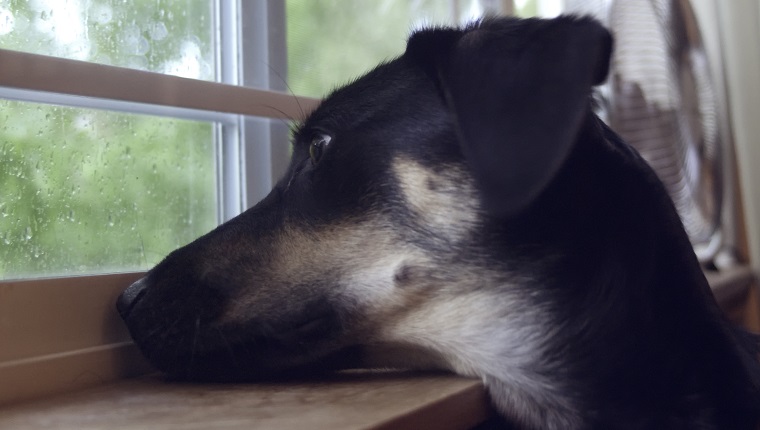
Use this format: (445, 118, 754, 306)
(706, 264, 756, 304)
(1, 266, 753, 430)
(0, 371, 491, 430)
(706, 265, 758, 328)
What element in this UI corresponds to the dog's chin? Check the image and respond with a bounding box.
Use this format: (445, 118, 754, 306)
(123, 296, 361, 382)
(151, 344, 365, 383)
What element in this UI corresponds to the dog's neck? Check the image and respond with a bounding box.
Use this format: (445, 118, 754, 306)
(364, 280, 584, 430)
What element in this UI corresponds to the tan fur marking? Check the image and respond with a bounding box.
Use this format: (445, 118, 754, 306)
(392, 157, 480, 242)
(219, 219, 428, 324)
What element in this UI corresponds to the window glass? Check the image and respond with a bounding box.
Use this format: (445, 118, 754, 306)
(285, 1, 564, 98)
(286, 0, 481, 98)
(514, 0, 539, 16)
(0, 101, 217, 280)
(0, 0, 218, 280)
(514, 0, 566, 17)
(0, 0, 214, 80)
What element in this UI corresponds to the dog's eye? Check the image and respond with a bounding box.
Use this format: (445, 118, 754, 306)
(309, 134, 331, 165)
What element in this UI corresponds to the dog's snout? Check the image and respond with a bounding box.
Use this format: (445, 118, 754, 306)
(117, 277, 149, 318)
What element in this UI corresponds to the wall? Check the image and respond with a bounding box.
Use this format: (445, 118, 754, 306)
(692, 0, 760, 270)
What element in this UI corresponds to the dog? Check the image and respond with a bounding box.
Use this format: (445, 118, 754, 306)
(116, 15, 760, 429)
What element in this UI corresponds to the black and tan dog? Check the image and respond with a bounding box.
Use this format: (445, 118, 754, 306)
(117, 16, 760, 429)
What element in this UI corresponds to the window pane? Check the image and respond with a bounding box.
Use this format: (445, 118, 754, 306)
(0, 0, 214, 80)
(514, 0, 540, 16)
(0, 101, 217, 280)
(514, 0, 565, 17)
(286, 0, 484, 98)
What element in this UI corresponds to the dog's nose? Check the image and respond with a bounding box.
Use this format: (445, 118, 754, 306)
(117, 277, 149, 318)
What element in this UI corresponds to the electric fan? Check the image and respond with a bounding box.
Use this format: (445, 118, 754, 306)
(599, 0, 724, 263)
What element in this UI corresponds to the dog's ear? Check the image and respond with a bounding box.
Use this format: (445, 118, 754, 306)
(406, 16, 612, 216)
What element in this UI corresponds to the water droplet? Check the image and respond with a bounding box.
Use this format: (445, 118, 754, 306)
(148, 21, 167, 41)
(92, 4, 113, 25)
(136, 36, 150, 55)
(24, 226, 32, 240)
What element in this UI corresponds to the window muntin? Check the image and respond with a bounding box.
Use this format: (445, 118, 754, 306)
(0, 100, 217, 280)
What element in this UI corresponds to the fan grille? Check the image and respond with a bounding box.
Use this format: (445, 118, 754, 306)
(607, 0, 722, 249)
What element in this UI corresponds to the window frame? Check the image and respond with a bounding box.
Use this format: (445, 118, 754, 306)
(0, 0, 317, 404)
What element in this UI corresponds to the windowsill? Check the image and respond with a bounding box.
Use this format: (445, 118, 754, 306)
(706, 265, 758, 325)
(0, 265, 754, 429)
(0, 371, 492, 430)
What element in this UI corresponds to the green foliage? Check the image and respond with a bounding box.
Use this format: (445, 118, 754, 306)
(1, 0, 213, 77)
(0, 1, 215, 279)
(286, 0, 453, 97)
(0, 102, 216, 279)
(514, 0, 539, 18)
(284, 0, 538, 97)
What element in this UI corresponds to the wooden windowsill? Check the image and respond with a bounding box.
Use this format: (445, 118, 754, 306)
(706, 264, 755, 304)
(0, 265, 754, 429)
(0, 371, 492, 430)
(706, 265, 758, 327)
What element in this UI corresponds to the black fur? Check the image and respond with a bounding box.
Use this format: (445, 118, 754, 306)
(118, 16, 760, 429)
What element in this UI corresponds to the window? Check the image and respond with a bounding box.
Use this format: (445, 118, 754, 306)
(0, 0, 215, 78)
(0, 0, 517, 404)
(1, 0, 217, 279)
(287, 1, 455, 98)
(286, 0, 553, 98)
(0, 0, 313, 404)
(0, 101, 217, 279)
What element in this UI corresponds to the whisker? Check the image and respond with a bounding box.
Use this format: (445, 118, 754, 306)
(260, 104, 296, 123)
(216, 327, 243, 377)
(188, 313, 201, 372)
(266, 63, 306, 120)
(170, 333, 187, 365)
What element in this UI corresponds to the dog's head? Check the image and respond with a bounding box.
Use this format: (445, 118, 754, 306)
(117, 16, 614, 382)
